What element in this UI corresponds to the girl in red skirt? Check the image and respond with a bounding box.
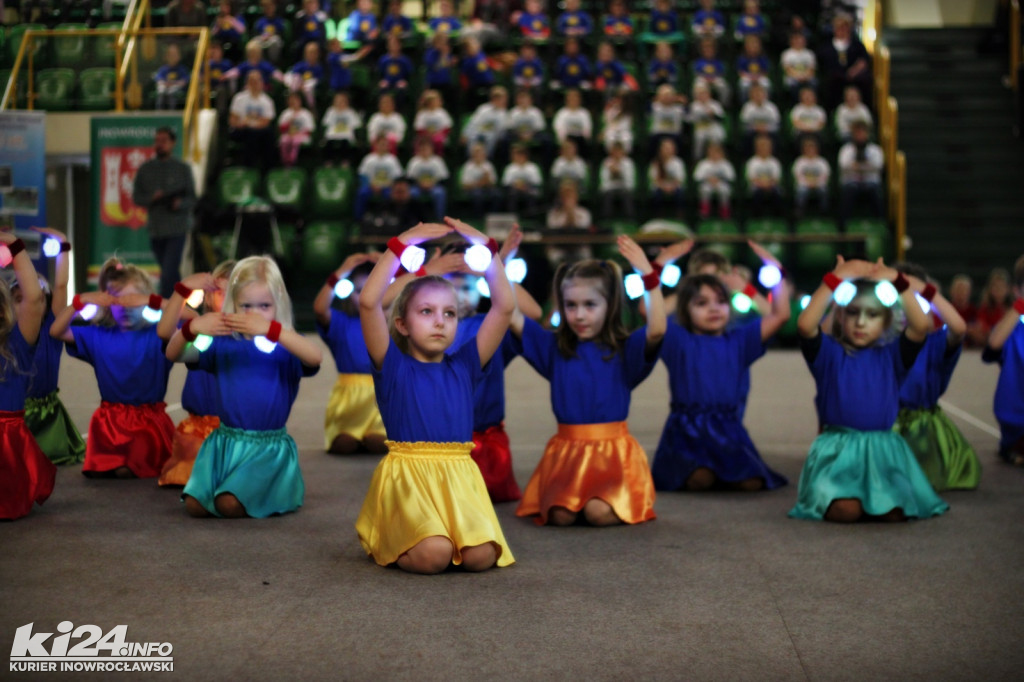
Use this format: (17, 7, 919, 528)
(0, 232, 56, 519)
(50, 257, 175, 479)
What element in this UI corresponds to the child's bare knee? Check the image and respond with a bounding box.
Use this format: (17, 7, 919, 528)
(685, 468, 716, 491)
(362, 434, 389, 454)
(825, 498, 863, 523)
(583, 498, 621, 526)
(183, 495, 211, 518)
(214, 493, 248, 518)
(398, 536, 453, 574)
(547, 506, 577, 526)
(328, 434, 360, 455)
(460, 543, 497, 572)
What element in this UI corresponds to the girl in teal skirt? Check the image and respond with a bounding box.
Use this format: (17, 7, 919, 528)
(790, 257, 948, 523)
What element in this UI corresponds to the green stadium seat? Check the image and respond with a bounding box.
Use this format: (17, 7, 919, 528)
(301, 221, 346, 272)
(78, 67, 116, 110)
(264, 167, 307, 212)
(311, 166, 353, 217)
(7, 24, 48, 67)
(91, 23, 124, 67)
(33, 68, 75, 111)
(217, 166, 262, 207)
(54, 24, 88, 68)
(744, 217, 789, 268)
(696, 218, 741, 263)
(794, 218, 839, 273)
(844, 218, 890, 262)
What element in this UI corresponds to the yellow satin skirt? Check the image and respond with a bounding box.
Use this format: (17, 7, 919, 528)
(355, 441, 515, 568)
(324, 373, 386, 450)
(160, 414, 221, 487)
(517, 421, 657, 525)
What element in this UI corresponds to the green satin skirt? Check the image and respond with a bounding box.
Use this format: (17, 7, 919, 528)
(24, 389, 86, 466)
(895, 406, 981, 491)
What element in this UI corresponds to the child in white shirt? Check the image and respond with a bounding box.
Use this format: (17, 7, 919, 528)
(550, 139, 589, 193)
(792, 135, 831, 217)
(781, 30, 817, 102)
(502, 144, 543, 214)
(689, 82, 726, 162)
(834, 85, 874, 142)
(553, 89, 593, 156)
(694, 141, 735, 219)
(405, 137, 450, 220)
(320, 91, 363, 166)
(459, 141, 501, 215)
(599, 141, 636, 219)
(366, 93, 407, 155)
(277, 92, 316, 167)
(413, 89, 454, 155)
(355, 136, 404, 218)
(744, 134, 783, 217)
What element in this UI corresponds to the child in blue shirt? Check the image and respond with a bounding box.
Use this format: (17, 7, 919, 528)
(594, 42, 638, 93)
(382, 0, 413, 38)
(517, 0, 551, 41)
(287, 41, 324, 109)
(552, 36, 592, 91)
(645, 0, 682, 41)
(346, 0, 380, 44)
(982, 255, 1024, 466)
(425, 32, 458, 105)
(513, 42, 544, 92)
(603, 0, 634, 38)
(430, 0, 462, 36)
(210, 0, 246, 60)
(646, 41, 679, 89)
(167, 256, 322, 519)
(155, 43, 190, 110)
(377, 34, 414, 91)
(692, 0, 725, 39)
(294, 0, 329, 57)
(693, 37, 730, 105)
(460, 35, 495, 108)
(734, 0, 767, 42)
(557, 0, 594, 37)
(254, 0, 286, 64)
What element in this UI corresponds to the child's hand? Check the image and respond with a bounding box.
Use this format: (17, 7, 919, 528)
(832, 255, 873, 280)
(114, 292, 151, 308)
(338, 251, 379, 275)
(656, 238, 694, 266)
(0, 230, 19, 245)
(424, 252, 465, 276)
(398, 221, 453, 245)
(80, 291, 118, 308)
(617, 235, 654, 274)
(870, 258, 898, 282)
(719, 271, 749, 293)
(444, 215, 487, 244)
(190, 312, 231, 336)
(30, 226, 67, 242)
(223, 312, 272, 337)
(747, 239, 781, 267)
(181, 272, 218, 293)
(499, 223, 523, 261)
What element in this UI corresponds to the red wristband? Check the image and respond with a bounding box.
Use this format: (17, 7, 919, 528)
(920, 283, 937, 302)
(72, 294, 85, 311)
(486, 237, 499, 255)
(148, 294, 163, 310)
(892, 272, 910, 294)
(823, 272, 842, 291)
(7, 238, 25, 259)
(60, 241, 71, 253)
(181, 319, 197, 342)
(387, 236, 408, 259)
(1014, 299, 1024, 316)
(266, 320, 282, 343)
(326, 272, 341, 288)
(743, 282, 758, 299)
(640, 263, 663, 291)
(174, 282, 193, 299)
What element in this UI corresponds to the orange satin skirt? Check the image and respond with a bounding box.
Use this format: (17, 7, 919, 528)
(159, 414, 221, 487)
(516, 421, 657, 525)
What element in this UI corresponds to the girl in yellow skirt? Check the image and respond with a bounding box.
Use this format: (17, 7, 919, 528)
(156, 261, 235, 486)
(511, 236, 666, 526)
(313, 252, 388, 455)
(356, 217, 516, 574)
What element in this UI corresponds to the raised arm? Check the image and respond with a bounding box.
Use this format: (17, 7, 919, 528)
(166, 311, 231, 361)
(906, 275, 966, 346)
(1, 233, 45, 344)
(381, 250, 464, 310)
(360, 222, 453, 369)
(314, 252, 380, 326)
(748, 240, 791, 340)
(223, 313, 323, 367)
(873, 260, 929, 343)
(157, 272, 217, 340)
(797, 256, 873, 338)
(31, 226, 69, 316)
(445, 216, 513, 367)
(619, 235, 666, 348)
(985, 299, 1023, 352)
(49, 291, 116, 343)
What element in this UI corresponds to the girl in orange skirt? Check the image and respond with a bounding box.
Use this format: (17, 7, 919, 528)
(511, 236, 666, 526)
(156, 260, 235, 486)
(51, 258, 175, 479)
(0, 233, 56, 520)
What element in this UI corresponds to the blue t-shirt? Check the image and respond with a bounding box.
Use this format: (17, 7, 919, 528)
(425, 48, 456, 87)
(236, 60, 278, 87)
(804, 333, 912, 431)
(372, 340, 485, 442)
(0, 325, 35, 411)
(206, 58, 234, 85)
(211, 15, 245, 43)
(346, 10, 378, 42)
(453, 314, 518, 431)
(737, 55, 770, 79)
(155, 64, 190, 86)
(647, 59, 678, 86)
(383, 14, 413, 36)
(516, 317, 656, 424)
(26, 311, 62, 399)
(254, 16, 286, 41)
(555, 54, 592, 87)
(692, 10, 725, 33)
(429, 16, 462, 34)
(556, 10, 594, 36)
(983, 320, 1024, 440)
(595, 59, 627, 87)
(181, 368, 219, 416)
(604, 15, 634, 35)
(290, 60, 324, 82)
(191, 335, 318, 430)
(66, 325, 172, 405)
(514, 57, 544, 84)
(899, 328, 961, 410)
(296, 11, 327, 43)
(327, 52, 352, 90)
(461, 52, 494, 87)
(735, 13, 767, 38)
(317, 308, 373, 375)
(378, 53, 414, 86)
(518, 12, 550, 37)
(660, 320, 764, 411)
(694, 57, 725, 80)
(649, 10, 679, 35)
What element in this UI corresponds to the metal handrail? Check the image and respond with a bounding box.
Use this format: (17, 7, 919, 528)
(895, 151, 907, 260)
(182, 28, 212, 162)
(119, 0, 152, 110)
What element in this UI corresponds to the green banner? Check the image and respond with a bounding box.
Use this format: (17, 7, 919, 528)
(89, 115, 183, 286)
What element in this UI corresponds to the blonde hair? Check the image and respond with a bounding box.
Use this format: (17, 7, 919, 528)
(388, 275, 456, 355)
(223, 256, 294, 329)
(96, 256, 155, 326)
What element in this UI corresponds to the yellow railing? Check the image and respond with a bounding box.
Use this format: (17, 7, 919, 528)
(1012, 0, 1021, 90)
(894, 151, 906, 260)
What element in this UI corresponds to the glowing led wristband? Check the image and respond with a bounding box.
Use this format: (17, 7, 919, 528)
(387, 237, 427, 276)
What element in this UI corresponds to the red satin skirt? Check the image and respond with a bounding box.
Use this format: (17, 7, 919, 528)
(471, 423, 521, 503)
(516, 421, 657, 525)
(159, 413, 221, 487)
(83, 401, 175, 478)
(0, 410, 56, 520)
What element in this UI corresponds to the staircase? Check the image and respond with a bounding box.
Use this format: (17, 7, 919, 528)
(885, 27, 1024, 285)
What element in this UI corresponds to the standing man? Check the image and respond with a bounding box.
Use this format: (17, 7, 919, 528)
(132, 127, 196, 298)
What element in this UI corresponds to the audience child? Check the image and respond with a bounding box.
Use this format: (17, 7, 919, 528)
(354, 136, 404, 219)
(502, 144, 544, 214)
(734, 0, 767, 42)
(600, 93, 634, 154)
(253, 0, 286, 64)
(557, 0, 594, 37)
(599, 141, 637, 218)
(781, 30, 817, 102)
(366, 92, 407, 154)
(647, 42, 680, 90)
(517, 0, 551, 41)
(461, 86, 509, 158)
(430, 0, 463, 36)
(745, 135, 784, 217)
(688, 81, 727, 162)
(286, 41, 323, 110)
(792, 135, 831, 217)
(155, 44, 190, 110)
(834, 85, 874, 142)
(459, 141, 502, 215)
(593, 42, 639, 94)
(413, 89, 454, 155)
(692, 0, 726, 40)
(552, 37, 593, 91)
(737, 34, 772, 102)
(982, 255, 1024, 465)
(552, 89, 593, 157)
(406, 137, 451, 220)
(692, 37, 730, 105)
(649, 84, 688, 160)
(838, 121, 884, 223)
(694, 141, 735, 219)
(550, 139, 588, 194)
(648, 138, 687, 218)
(321, 91, 363, 165)
(277, 92, 316, 167)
